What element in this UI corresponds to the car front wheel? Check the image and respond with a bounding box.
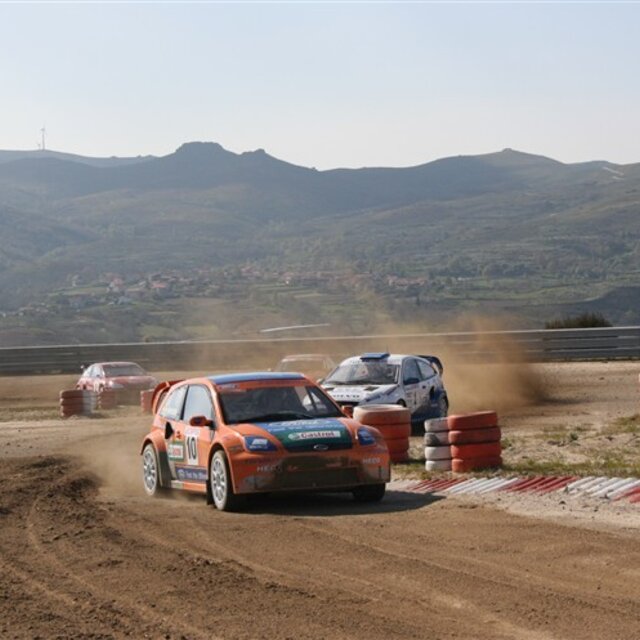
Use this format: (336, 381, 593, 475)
(142, 444, 163, 497)
(209, 450, 244, 511)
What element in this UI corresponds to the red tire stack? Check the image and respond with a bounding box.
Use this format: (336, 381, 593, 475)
(354, 404, 411, 463)
(140, 389, 154, 414)
(98, 388, 117, 410)
(424, 411, 502, 472)
(59, 390, 96, 418)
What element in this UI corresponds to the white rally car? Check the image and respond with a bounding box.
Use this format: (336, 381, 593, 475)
(321, 352, 449, 420)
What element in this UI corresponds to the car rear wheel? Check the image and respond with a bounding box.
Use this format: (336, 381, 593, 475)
(352, 483, 386, 503)
(142, 444, 163, 497)
(209, 450, 244, 511)
(437, 395, 449, 417)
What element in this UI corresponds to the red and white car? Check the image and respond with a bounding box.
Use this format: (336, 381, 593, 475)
(77, 361, 158, 402)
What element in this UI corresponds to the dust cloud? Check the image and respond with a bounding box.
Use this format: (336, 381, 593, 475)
(159, 314, 548, 416)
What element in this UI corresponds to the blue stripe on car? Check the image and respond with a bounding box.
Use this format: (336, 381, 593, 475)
(209, 372, 306, 384)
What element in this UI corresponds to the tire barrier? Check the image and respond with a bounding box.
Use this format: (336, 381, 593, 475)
(140, 389, 154, 414)
(389, 475, 640, 505)
(59, 389, 96, 418)
(425, 459, 452, 472)
(98, 388, 117, 410)
(354, 404, 411, 464)
(424, 411, 502, 472)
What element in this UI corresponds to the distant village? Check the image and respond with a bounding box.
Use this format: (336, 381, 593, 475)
(5, 265, 432, 318)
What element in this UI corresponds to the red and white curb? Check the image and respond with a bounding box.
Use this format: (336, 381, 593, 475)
(389, 476, 640, 504)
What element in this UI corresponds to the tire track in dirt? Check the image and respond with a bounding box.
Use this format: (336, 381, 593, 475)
(23, 477, 219, 640)
(290, 516, 640, 638)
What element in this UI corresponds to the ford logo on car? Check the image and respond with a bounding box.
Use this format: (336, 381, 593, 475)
(313, 444, 329, 451)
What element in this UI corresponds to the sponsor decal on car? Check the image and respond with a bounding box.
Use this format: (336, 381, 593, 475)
(167, 443, 185, 461)
(288, 430, 342, 441)
(175, 466, 207, 482)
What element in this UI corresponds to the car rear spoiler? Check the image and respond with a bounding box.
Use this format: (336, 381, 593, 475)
(151, 379, 184, 414)
(417, 355, 444, 375)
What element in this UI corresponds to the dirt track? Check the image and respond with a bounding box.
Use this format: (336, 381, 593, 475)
(1, 362, 639, 639)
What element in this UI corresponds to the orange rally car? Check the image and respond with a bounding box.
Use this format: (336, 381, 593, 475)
(140, 372, 391, 511)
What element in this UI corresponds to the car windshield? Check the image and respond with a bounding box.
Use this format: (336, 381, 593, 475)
(325, 362, 399, 385)
(103, 364, 146, 377)
(218, 384, 343, 424)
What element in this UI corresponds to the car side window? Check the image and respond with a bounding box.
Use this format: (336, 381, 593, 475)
(183, 385, 215, 422)
(95, 365, 104, 378)
(160, 386, 187, 421)
(403, 359, 421, 384)
(417, 360, 436, 381)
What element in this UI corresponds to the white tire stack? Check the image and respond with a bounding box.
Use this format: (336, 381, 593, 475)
(424, 417, 452, 471)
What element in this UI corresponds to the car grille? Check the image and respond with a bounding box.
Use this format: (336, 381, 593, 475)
(282, 441, 353, 453)
(279, 467, 359, 490)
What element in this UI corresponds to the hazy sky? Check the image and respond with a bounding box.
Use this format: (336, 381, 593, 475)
(1, 2, 639, 169)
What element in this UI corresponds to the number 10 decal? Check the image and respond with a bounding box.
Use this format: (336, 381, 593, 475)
(186, 434, 199, 465)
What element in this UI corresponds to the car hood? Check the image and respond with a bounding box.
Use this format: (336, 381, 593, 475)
(108, 375, 156, 388)
(234, 418, 354, 452)
(323, 384, 397, 403)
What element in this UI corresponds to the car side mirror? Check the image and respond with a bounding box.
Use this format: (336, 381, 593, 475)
(189, 415, 214, 428)
(404, 377, 420, 386)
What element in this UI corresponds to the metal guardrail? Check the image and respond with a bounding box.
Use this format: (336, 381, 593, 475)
(0, 326, 639, 376)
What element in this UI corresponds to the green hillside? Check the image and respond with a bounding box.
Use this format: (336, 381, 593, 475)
(0, 143, 638, 346)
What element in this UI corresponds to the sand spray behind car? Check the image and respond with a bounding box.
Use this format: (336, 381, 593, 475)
(335, 314, 549, 416)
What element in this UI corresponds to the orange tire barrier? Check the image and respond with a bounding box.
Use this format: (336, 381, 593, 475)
(452, 456, 502, 473)
(390, 450, 410, 464)
(59, 389, 95, 418)
(451, 442, 501, 459)
(370, 422, 411, 440)
(140, 390, 154, 414)
(385, 438, 410, 454)
(354, 404, 411, 464)
(448, 426, 501, 445)
(424, 411, 503, 472)
(99, 389, 117, 410)
(60, 389, 87, 400)
(447, 411, 498, 431)
(354, 404, 410, 425)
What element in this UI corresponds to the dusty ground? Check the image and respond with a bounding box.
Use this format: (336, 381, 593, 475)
(0, 362, 639, 639)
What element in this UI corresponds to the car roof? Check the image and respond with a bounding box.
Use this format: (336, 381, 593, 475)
(95, 361, 141, 367)
(208, 372, 306, 385)
(339, 354, 415, 366)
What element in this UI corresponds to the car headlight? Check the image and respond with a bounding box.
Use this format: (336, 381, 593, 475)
(357, 427, 377, 446)
(244, 436, 278, 452)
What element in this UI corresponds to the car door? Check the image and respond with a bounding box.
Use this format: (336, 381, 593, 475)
(416, 359, 438, 413)
(158, 384, 188, 480)
(401, 358, 422, 413)
(180, 384, 216, 484)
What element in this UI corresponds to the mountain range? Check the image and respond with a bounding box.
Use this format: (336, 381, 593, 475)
(0, 142, 638, 345)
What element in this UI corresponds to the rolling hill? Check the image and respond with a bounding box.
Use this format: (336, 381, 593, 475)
(0, 142, 638, 345)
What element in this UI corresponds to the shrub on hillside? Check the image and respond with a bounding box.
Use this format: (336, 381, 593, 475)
(544, 312, 612, 329)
